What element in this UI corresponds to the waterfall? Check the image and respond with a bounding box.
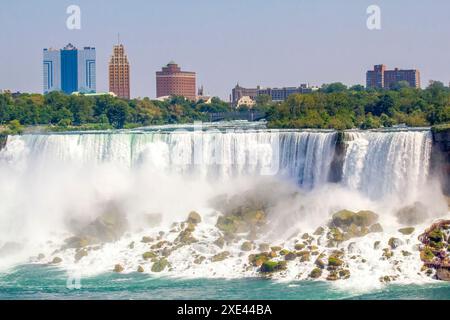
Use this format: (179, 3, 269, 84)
(341, 130, 433, 200)
(0, 130, 337, 189)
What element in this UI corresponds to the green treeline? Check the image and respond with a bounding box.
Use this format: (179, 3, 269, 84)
(264, 81, 450, 130)
(0, 81, 449, 133)
(0, 92, 230, 131)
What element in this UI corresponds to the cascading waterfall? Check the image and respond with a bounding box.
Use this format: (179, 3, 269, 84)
(341, 130, 433, 201)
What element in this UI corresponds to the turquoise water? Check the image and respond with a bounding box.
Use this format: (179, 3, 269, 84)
(0, 264, 449, 300)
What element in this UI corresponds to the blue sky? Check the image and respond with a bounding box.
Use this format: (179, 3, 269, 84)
(1, 0, 449, 99)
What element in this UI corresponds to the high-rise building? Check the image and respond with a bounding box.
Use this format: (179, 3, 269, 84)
(366, 64, 420, 89)
(156, 62, 196, 100)
(109, 44, 130, 99)
(43, 43, 96, 94)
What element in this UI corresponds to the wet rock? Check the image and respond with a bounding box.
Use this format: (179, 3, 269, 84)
(395, 202, 428, 225)
(382, 248, 393, 259)
(315, 258, 326, 269)
(401, 250, 412, 257)
(248, 253, 270, 267)
(143, 251, 157, 260)
(260, 260, 287, 273)
(187, 211, 202, 224)
(284, 252, 297, 261)
(388, 237, 403, 249)
(326, 271, 339, 281)
(128, 241, 135, 249)
(37, 253, 45, 260)
(436, 268, 450, 281)
(63, 236, 94, 249)
(338, 269, 351, 279)
(297, 251, 311, 262)
(151, 258, 169, 272)
(74, 249, 88, 262)
(137, 265, 144, 273)
(398, 227, 415, 235)
(214, 237, 225, 249)
(175, 229, 197, 245)
(241, 241, 253, 251)
(194, 256, 206, 264)
(113, 264, 124, 273)
(330, 210, 378, 229)
(141, 236, 154, 243)
(294, 243, 306, 251)
(211, 251, 230, 262)
(313, 227, 325, 236)
(370, 223, 383, 233)
(374, 241, 381, 250)
(51, 257, 62, 264)
(309, 268, 322, 279)
(327, 227, 344, 243)
(328, 255, 344, 268)
(271, 246, 282, 252)
(258, 243, 270, 252)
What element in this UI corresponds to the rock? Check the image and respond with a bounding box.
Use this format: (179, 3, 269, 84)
(137, 265, 144, 273)
(284, 252, 297, 261)
(260, 260, 287, 273)
(74, 249, 88, 262)
(301, 233, 310, 240)
(294, 243, 306, 250)
(241, 241, 253, 251)
(419, 246, 435, 262)
(113, 264, 124, 273)
(279, 249, 290, 256)
(402, 250, 412, 257)
(128, 241, 135, 249)
(142, 251, 157, 260)
(315, 258, 326, 269)
(175, 229, 197, 245)
(327, 227, 344, 243)
(382, 248, 394, 259)
(297, 251, 311, 262)
(248, 253, 270, 267)
(141, 236, 154, 243)
(214, 237, 225, 249)
(258, 243, 270, 251)
(328, 256, 344, 268)
(211, 251, 230, 262)
(330, 210, 378, 229)
(395, 202, 428, 225)
(326, 271, 339, 281)
(347, 242, 357, 253)
(151, 258, 169, 272)
(63, 236, 94, 249)
(313, 227, 325, 236)
(51, 257, 62, 264)
(374, 241, 381, 250)
(309, 268, 322, 279)
(339, 269, 351, 279)
(187, 211, 202, 224)
(398, 227, 415, 235)
(271, 246, 282, 252)
(370, 223, 383, 233)
(82, 203, 128, 243)
(436, 268, 450, 281)
(194, 256, 206, 264)
(37, 253, 45, 260)
(388, 237, 403, 249)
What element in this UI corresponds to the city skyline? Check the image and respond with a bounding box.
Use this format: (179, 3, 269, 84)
(1, 0, 450, 99)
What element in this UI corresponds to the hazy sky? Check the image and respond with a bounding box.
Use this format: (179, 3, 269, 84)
(1, 0, 449, 99)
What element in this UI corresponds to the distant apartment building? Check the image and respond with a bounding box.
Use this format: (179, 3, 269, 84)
(366, 64, 421, 89)
(156, 61, 196, 100)
(231, 83, 315, 106)
(109, 44, 130, 99)
(43, 43, 96, 94)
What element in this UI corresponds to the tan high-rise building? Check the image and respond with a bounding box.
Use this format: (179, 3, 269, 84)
(109, 44, 130, 99)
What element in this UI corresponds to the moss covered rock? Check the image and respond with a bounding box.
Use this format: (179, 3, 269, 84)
(309, 268, 322, 279)
(137, 265, 144, 273)
(260, 260, 287, 273)
(388, 237, 403, 249)
(331, 210, 378, 229)
(141, 236, 154, 243)
(241, 241, 253, 251)
(142, 251, 157, 260)
(211, 251, 230, 262)
(151, 258, 169, 272)
(370, 223, 383, 233)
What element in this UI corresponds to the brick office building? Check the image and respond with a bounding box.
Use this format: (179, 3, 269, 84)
(156, 62, 196, 100)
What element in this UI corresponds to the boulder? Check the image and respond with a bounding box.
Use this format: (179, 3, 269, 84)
(398, 227, 415, 235)
(309, 268, 322, 279)
(51, 257, 62, 264)
(330, 210, 378, 229)
(151, 258, 169, 272)
(214, 237, 225, 249)
(74, 249, 88, 262)
(258, 243, 270, 252)
(113, 264, 124, 273)
(260, 260, 287, 273)
(370, 223, 383, 233)
(141, 236, 154, 243)
(436, 268, 450, 281)
(294, 243, 306, 250)
(313, 227, 325, 236)
(142, 251, 157, 260)
(187, 211, 202, 224)
(241, 241, 253, 251)
(388, 237, 403, 249)
(211, 251, 230, 262)
(284, 252, 297, 261)
(395, 202, 428, 225)
(137, 265, 144, 273)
